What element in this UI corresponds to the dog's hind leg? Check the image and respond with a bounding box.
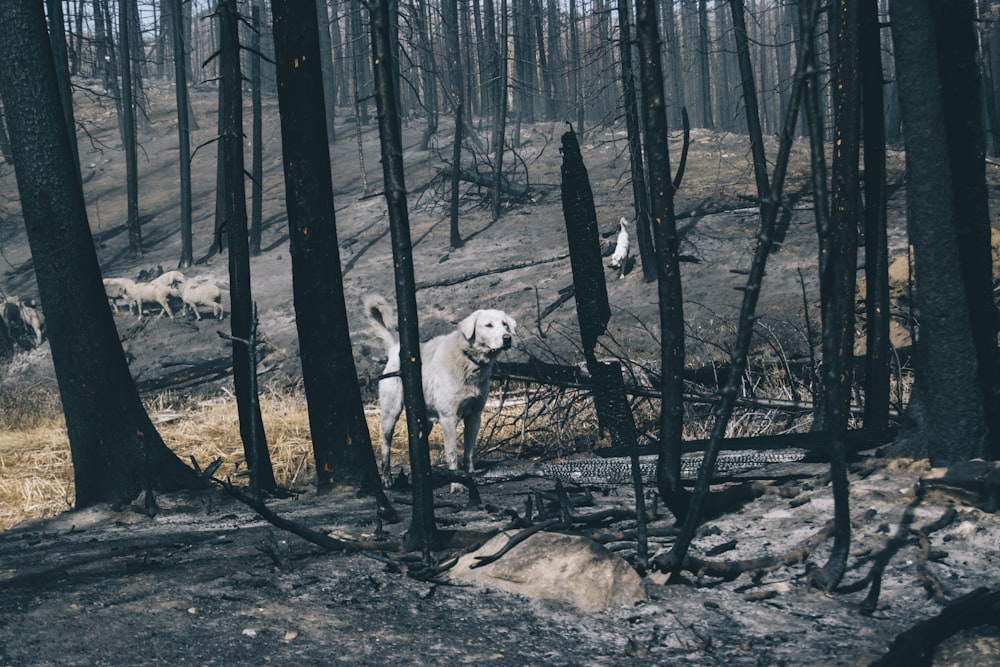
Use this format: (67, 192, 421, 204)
(378, 380, 404, 487)
(439, 416, 463, 493)
(462, 411, 483, 475)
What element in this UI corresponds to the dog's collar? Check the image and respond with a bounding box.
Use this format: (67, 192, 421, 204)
(462, 346, 495, 368)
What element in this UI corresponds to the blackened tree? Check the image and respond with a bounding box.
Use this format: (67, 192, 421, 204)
(270, 0, 395, 517)
(218, 0, 277, 495)
(889, 0, 997, 464)
(0, 0, 201, 508)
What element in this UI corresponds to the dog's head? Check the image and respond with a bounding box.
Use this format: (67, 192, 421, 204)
(458, 309, 516, 353)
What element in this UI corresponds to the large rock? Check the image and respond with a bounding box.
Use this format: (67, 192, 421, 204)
(447, 530, 646, 612)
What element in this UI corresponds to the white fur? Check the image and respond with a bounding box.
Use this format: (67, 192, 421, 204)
(103, 277, 136, 312)
(609, 217, 630, 278)
(181, 281, 224, 320)
(151, 270, 186, 290)
(364, 294, 516, 490)
(125, 282, 175, 320)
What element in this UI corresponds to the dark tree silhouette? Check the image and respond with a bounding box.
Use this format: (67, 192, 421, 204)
(119, 0, 142, 256)
(890, 0, 992, 465)
(168, 0, 194, 268)
(371, 0, 437, 553)
(270, 0, 395, 518)
(0, 0, 201, 508)
(218, 0, 277, 496)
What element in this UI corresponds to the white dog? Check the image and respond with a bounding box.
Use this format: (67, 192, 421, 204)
(609, 217, 630, 279)
(364, 294, 516, 489)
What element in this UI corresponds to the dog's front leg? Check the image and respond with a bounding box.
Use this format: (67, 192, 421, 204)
(439, 416, 463, 493)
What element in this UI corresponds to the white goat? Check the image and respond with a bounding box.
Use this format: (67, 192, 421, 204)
(181, 281, 224, 320)
(103, 277, 136, 312)
(609, 217, 630, 278)
(125, 281, 175, 320)
(151, 270, 186, 290)
(1, 295, 45, 347)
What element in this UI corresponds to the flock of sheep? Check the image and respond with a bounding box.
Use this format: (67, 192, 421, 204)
(103, 270, 226, 321)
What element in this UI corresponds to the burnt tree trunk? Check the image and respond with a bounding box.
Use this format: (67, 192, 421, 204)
(218, 0, 277, 496)
(559, 129, 640, 452)
(890, 0, 990, 464)
(169, 0, 194, 268)
(636, 0, 686, 512)
(119, 0, 142, 256)
(443, 0, 464, 249)
(249, 0, 264, 257)
(371, 0, 437, 554)
(0, 0, 201, 507)
(617, 0, 656, 283)
(271, 0, 395, 517)
(860, 0, 890, 432)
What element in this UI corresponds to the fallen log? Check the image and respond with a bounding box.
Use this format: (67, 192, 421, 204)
(440, 166, 531, 198)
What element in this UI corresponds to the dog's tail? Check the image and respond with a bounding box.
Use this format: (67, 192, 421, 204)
(362, 294, 398, 352)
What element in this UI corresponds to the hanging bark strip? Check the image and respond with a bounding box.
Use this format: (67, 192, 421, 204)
(370, 0, 437, 555)
(652, 0, 821, 578)
(218, 0, 277, 495)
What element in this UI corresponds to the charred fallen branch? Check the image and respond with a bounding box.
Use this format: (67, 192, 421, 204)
(439, 166, 531, 198)
(870, 587, 1000, 667)
(682, 520, 835, 582)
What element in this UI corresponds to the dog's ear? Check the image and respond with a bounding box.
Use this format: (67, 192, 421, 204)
(505, 315, 517, 335)
(458, 311, 480, 340)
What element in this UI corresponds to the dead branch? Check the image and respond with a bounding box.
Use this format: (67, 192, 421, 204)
(439, 166, 531, 198)
(870, 587, 1000, 667)
(681, 520, 835, 582)
(415, 253, 568, 290)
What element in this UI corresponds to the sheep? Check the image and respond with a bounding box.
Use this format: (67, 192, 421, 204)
(103, 277, 136, 312)
(151, 270, 186, 290)
(0, 295, 45, 349)
(180, 281, 224, 320)
(608, 217, 630, 279)
(125, 281, 175, 320)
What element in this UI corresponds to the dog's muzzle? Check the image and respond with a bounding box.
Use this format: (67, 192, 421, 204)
(501, 334, 512, 350)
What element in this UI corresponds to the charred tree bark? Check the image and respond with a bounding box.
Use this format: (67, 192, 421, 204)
(728, 0, 771, 202)
(443, 0, 464, 249)
(933, 0, 1000, 460)
(696, 0, 714, 129)
(315, 0, 338, 144)
(491, 0, 510, 221)
(635, 0, 686, 513)
(271, 0, 395, 517)
(218, 0, 277, 496)
(414, 0, 438, 149)
(45, 0, 81, 185)
(119, 0, 142, 256)
(169, 0, 194, 268)
(249, 1, 263, 257)
(0, 0, 202, 507)
(815, 0, 861, 591)
(617, 0, 655, 283)
(860, 0, 890, 433)
(371, 0, 437, 554)
(890, 0, 990, 464)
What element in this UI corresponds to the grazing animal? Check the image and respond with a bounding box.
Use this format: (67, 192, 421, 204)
(180, 281, 224, 320)
(0, 295, 45, 348)
(103, 277, 136, 312)
(364, 294, 517, 489)
(125, 282, 175, 320)
(608, 217, 630, 279)
(151, 270, 186, 290)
